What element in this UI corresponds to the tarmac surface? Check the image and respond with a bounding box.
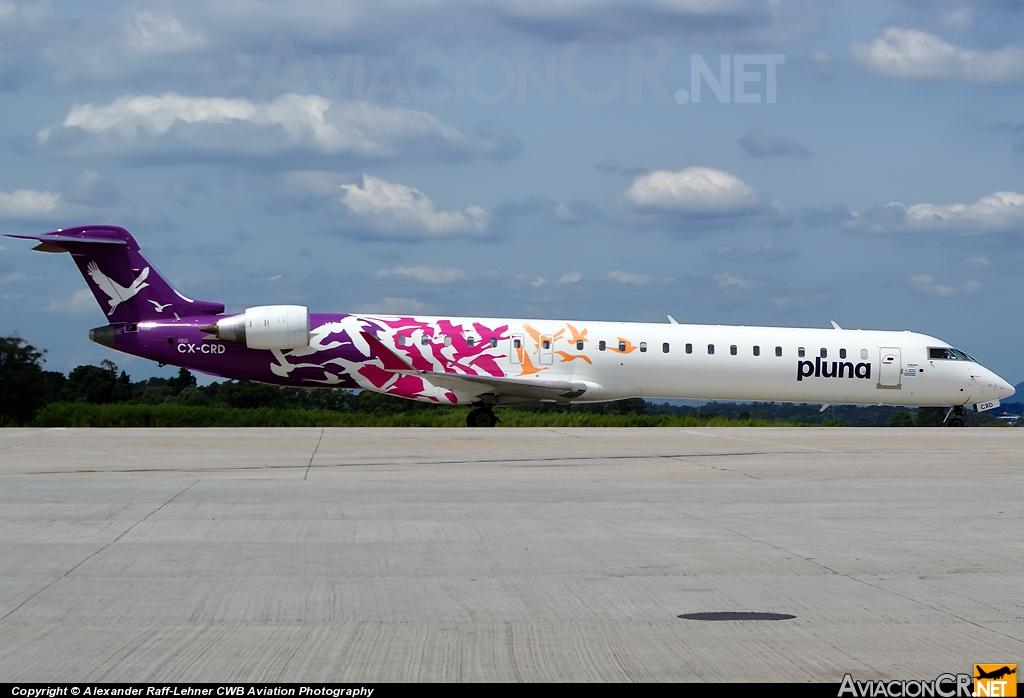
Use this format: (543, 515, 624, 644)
(0, 426, 1022, 682)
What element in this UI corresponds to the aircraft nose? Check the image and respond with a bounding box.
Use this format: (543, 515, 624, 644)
(984, 368, 1015, 400)
(996, 376, 1015, 399)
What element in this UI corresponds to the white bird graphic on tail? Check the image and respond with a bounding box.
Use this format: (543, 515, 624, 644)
(86, 261, 150, 316)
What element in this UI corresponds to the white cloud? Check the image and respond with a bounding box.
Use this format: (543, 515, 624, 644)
(844, 191, 1024, 234)
(340, 174, 488, 239)
(963, 256, 990, 268)
(558, 271, 582, 284)
(374, 265, 467, 283)
(608, 270, 664, 285)
(907, 276, 980, 297)
(0, 175, 167, 228)
(516, 274, 547, 288)
(48, 288, 96, 313)
(0, 189, 61, 219)
(621, 166, 787, 223)
(809, 50, 832, 66)
(624, 167, 758, 215)
(37, 93, 517, 161)
(716, 272, 765, 288)
(0, 271, 28, 284)
(851, 28, 1024, 82)
(939, 7, 973, 31)
(553, 204, 578, 223)
(738, 130, 811, 158)
(715, 273, 763, 290)
(354, 297, 427, 314)
(486, 0, 818, 43)
(124, 11, 204, 54)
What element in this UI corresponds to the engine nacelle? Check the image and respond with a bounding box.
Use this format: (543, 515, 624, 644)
(206, 305, 310, 350)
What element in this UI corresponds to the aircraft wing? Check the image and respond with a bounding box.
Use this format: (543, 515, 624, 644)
(360, 331, 589, 403)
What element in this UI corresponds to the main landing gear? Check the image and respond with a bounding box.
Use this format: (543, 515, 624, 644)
(467, 407, 498, 428)
(944, 405, 966, 428)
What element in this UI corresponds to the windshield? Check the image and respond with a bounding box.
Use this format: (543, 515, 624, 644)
(928, 347, 976, 362)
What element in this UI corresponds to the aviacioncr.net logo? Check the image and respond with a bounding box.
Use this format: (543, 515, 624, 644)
(838, 673, 973, 698)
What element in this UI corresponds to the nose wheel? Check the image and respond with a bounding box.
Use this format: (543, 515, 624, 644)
(944, 406, 966, 428)
(467, 407, 498, 428)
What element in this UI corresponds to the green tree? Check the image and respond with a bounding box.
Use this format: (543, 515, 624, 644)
(915, 406, 946, 427)
(62, 363, 118, 404)
(888, 410, 914, 427)
(0, 336, 48, 426)
(166, 367, 197, 395)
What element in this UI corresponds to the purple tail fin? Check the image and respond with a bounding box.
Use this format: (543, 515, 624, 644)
(8, 225, 224, 323)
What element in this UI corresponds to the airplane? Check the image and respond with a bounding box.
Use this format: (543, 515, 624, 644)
(975, 666, 1016, 681)
(8, 225, 1015, 428)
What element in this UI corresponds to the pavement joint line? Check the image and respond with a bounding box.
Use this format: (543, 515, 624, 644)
(0, 479, 199, 623)
(304, 427, 325, 481)
(0, 428, 63, 440)
(603, 477, 1024, 649)
(675, 429, 841, 454)
(549, 427, 763, 479)
(8, 450, 805, 477)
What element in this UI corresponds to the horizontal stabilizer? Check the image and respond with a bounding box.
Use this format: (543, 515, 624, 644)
(7, 233, 127, 247)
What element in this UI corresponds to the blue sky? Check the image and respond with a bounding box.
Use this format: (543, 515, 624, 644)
(1, 0, 1022, 384)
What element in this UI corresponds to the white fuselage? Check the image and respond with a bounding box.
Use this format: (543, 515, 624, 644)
(368, 315, 1014, 408)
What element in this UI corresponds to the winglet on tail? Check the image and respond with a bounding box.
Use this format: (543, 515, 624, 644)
(6, 225, 224, 323)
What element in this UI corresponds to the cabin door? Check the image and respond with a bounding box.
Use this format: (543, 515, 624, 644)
(878, 348, 901, 388)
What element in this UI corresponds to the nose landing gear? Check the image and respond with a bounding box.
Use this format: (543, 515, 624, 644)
(467, 407, 498, 428)
(944, 405, 966, 428)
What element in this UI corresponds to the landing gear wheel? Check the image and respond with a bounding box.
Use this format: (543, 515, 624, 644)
(467, 408, 497, 428)
(946, 418, 964, 428)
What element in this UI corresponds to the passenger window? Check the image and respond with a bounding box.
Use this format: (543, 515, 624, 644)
(542, 339, 550, 349)
(618, 341, 626, 352)
(514, 338, 522, 349)
(662, 343, 670, 353)
(599, 340, 606, 351)
(685, 343, 692, 354)
(798, 347, 805, 358)
(397, 334, 407, 346)
(753, 345, 760, 356)
(820, 348, 827, 358)
(467, 336, 475, 347)
(730, 345, 737, 355)
(775, 346, 782, 357)
(839, 348, 846, 359)
(639, 342, 647, 353)
(708, 344, 715, 355)
(576, 340, 584, 350)
(421, 336, 429, 346)
(490, 337, 498, 348)
(860, 349, 868, 360)
(444, 335, 452, 347)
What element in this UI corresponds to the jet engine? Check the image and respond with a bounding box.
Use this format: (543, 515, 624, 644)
(203, 305, 310, 350)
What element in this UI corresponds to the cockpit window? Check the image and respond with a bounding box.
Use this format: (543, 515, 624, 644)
(954, 349, 975, 362)
(929, 347, 976, 362)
